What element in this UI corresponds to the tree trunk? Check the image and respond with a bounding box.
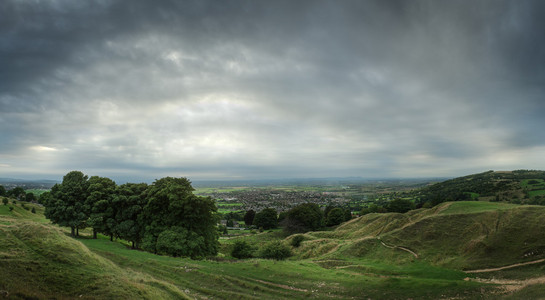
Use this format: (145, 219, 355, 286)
(71, 226, 75, 237)
(110, 234, 113, 242)
(76, 227, 79, 236)
(93, 229, 97, 239)
(131, 241, 135, 249)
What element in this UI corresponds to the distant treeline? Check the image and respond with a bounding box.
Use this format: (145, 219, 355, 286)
(40, 171, 218, 259)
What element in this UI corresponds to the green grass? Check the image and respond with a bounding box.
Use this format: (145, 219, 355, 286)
(437, 201, 520, 215)
(4, 200, 545, 299)
(529, 189, 545, 197)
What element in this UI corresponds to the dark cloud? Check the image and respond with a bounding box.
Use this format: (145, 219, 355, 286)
(1, 0, 544, 182)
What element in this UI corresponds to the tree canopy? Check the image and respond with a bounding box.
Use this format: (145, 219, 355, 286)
(283, 203, 324, 234)
(253, 208, 278, 230)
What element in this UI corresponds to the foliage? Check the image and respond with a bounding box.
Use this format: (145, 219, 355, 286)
(0, 185, 5, 196)
(259, 241, 292, 260)
(326, 207, 345, 226)
(290, 235, 305, 248)
(231, 240, 255, 259)
(244, 209, 255, 226)
(25, 192, 36, 202)
(86, 176, 117, 239)
(253, 208, 278, 230)
(141, 177, 218, 258)
(2, 198, 8, 205)
(360, 204, 387, 215)
(8, 187, 25, 200)
(114, 182, 148, 249)
(44, 171, 90, 236)
(386, 198, 415, 213)
(283, 203, 323, 233)
(31, 207, 36, 214)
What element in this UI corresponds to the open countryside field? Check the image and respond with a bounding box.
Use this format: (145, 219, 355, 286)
(2, 197, 545, 299)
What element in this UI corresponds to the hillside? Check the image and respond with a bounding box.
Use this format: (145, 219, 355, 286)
(2, 197, 545, 299)
(412, 170, 545, 206)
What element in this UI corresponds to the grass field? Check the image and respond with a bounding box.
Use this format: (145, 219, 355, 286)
(2, 200, 545, 299)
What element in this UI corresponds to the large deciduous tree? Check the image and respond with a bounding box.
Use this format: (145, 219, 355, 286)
(243, 209, 256, 226)
(282, 203, 323, 234)
(253, 208, 278, 230)
(44, 171, 90, 237)
(141, 177, 218, 258)
(114, 182, 148, 249)
(86, 176, 117, 240)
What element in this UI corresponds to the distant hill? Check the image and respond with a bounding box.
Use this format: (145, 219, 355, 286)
(0, 178, 58, 190)
(412, 170, 545, 206)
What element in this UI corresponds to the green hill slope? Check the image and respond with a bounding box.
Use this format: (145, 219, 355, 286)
(0, 204, 189, 299)
(414, 170, 545, 205)
(296, 201, 545, 270)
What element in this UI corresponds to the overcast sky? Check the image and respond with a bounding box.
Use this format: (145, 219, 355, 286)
(1, 0, 545, 183)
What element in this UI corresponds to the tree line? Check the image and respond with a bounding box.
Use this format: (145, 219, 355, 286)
(41, 171, 218, 259)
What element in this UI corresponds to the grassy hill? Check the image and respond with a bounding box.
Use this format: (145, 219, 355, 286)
(2, 197, 545, 299)
(413, 170, 545, 205)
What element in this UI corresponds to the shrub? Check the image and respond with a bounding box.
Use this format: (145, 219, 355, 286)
(291, 235, 305, 248)
(259, 241, 292, 260)
(326, 208, 345, 226)
(231, 240, 255, 259)
(9, 206, 14, 211)
(2, 198, 8, 205)
(31, 207, 36, 214)
(253, 208, 278, 230)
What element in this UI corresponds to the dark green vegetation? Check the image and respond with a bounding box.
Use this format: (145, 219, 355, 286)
(42, 171, 218, 259)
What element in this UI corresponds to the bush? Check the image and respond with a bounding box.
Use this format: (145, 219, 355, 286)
(253, 208, 278, 230)
(326, 208, 345, 226)
(9, 206, 14, 211)
(259, 241, 292, 260)
(31, 207, 36, 214)
(290, 235, 305, 248)
(155, 228, 205, 258)
(231, 240, 255, 259)
(2, 198, 8, 205)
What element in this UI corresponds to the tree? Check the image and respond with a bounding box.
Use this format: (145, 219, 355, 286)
(44, 171, 90, 237)
(343, 208, 352, 222)
(9, 187, 25, 200)
(326, 207, 345, 226)
(141, 177, 218, 258)
(231, 240, 255, 259)
(114, 183, 148, 249)
(2, 198, 8, 205)
(0, 185, 6, 197)
(387, 198, 415, 213)
(282, 203, 323, 234)
(243, 209, 256, 227)
(25, 192, 36, 203)
(253, 208, 278, 230)
(86, 176, 117, 240)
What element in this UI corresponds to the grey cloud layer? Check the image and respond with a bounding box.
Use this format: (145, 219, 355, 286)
(1, 0, 544, 181)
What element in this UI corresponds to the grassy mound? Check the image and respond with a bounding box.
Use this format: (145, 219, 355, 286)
(295, 202, 545, 271)
(0, 205, 188, 299)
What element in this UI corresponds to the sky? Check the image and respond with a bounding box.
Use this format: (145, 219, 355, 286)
(1, 0, 545, 183)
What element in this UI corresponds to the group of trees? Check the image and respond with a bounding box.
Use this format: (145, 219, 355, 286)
(0, 185, 37, 202)
(43, 171, 218, 259)
(245, 203, 352, 234)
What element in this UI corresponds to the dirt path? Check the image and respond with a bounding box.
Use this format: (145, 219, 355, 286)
(466, 275, 545, 293)
(377, 237, 418, 258)
(465, 258, 545, 273)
